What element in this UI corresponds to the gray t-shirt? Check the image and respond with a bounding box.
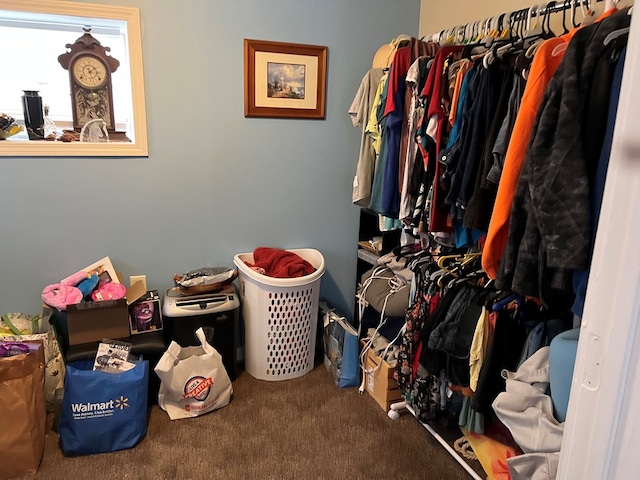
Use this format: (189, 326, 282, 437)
(349, 68, 385, 206)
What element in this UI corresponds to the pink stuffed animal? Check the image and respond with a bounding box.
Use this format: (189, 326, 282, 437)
(91, 282, 127, 301)
(41, 284, 82, 310)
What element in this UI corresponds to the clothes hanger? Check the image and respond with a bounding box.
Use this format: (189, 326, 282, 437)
(514, 8, 526, 39)
(478, 18, 488, 43)
(544, 1, 557, 37)
(464, 30, 491, 55)
(504, 10, 515, 40)
(523, 1, 552, 55)
(483, 15, 496, 41)
(562, 0, 571, 33)
(541, 1, 555, 38)
(482, 12, 514, 67)
(604, 0, 616, 10)
(467, 21, 475, 44)
(581, 0, 599, 26)
(581, 0, 589, 20)
(538, 2, 548, 37)
(524, 5, 538, 37)
(514, 6, 528, 39)
(479, 17, 491, 45)
(571, 0, 580, 28)
(441, 263, 486, 289)
(603, 26, 630, 45)
(460, 252, 482, 266)
(483, 9, 527, 67)
(522, 3, 553, 50)
(493, 13, 506, 41)
(512, 9, 522, 40)
(436, 254, 462, 269)
(480, 16, 493, 44)
(578, 0, 589, 26)
(467, 21, 477, 44)
(490, 13, 505, 43)
(435, 252, 481, 271)
(521, 4, 548, 49)
(436, 260, 481, 288)
(435, 259, 461, 288)
(456, 254, 482, 277)
(495, 9, 531, 59)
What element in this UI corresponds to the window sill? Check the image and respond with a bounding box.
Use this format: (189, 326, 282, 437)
(0, 138, 148, 157)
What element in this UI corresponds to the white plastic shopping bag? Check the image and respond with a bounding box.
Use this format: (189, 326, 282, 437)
(154, 327, 232, 420)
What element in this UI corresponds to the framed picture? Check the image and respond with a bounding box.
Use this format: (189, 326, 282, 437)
(62, 256, 119, 287)
(128, 290, 163, 335)
(244, 39, 327, 119)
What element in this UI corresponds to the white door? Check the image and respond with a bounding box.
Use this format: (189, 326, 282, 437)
(558, 9, 640, 479)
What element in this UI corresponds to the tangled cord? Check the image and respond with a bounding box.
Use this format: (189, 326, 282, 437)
(357, 266, 407, 393)
(453, 436, 478, 461)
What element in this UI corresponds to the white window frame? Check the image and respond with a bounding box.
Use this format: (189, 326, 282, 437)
(0, 0, 148, 157)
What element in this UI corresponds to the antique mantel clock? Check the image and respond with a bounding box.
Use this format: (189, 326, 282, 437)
(58, 27, 128, 141)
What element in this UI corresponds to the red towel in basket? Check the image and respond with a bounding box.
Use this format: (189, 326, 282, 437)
(246, 247, 315, 278)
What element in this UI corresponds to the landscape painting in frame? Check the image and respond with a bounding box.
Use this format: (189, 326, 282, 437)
(267, 62, 305, 99)
(244, 39, 327, 119)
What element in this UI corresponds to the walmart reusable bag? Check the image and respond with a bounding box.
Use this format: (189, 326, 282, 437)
(58, 359, 149, 456)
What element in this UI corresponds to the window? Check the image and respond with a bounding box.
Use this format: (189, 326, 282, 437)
(0, 0, 148, 157)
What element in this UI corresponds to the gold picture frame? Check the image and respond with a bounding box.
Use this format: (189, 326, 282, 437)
(244, 39, 327, 119)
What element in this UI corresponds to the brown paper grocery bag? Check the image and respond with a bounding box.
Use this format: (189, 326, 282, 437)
(0, 343, 46, 480)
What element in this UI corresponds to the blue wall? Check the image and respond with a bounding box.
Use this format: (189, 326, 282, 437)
(0, 0, 420, 319)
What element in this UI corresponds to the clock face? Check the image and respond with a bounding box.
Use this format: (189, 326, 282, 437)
(72, 55, 108, 89)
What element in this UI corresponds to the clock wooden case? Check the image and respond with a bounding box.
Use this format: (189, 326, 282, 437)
(58, 28, 127, 140)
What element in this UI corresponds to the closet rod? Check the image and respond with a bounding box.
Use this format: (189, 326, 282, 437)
(431, 0, 604, 43)
(536, 0, 598, 17)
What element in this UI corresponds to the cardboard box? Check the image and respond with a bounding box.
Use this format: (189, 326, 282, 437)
(128, 290, 163, 335)
(60, 256, 151, 346)
(362, 340, 403, 411)
(66, 299, 130, 345)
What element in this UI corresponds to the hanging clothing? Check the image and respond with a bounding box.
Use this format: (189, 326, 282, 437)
(347, 12, 630, 469)
(365, 72, 388, 156)
(420, 46, 464, 232)
(369, 71, 393, 216)
(486, 75, 526, 186)
(464, 73, 525, 232)
(469, 307, 493, 392)
(497, 8, 632, 304)
(481, 36, 572, 279)
(349, 68, 385, 206)
(482, 7, 620, 280)
(376, 45, 411, 218)
(370, 39, 439, 219)
(399, 57, 431, 221)
(492, 347, 563, 480)
(448, 59, 473, 128)
(446, 62, 510, 223)
(471, 307, 528, 416)
(572, 46, 627, 317)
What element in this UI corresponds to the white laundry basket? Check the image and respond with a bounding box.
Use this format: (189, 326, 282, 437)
(233, 249, 325, 381)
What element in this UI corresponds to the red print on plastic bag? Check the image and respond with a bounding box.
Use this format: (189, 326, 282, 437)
(183, 376, 213, 401)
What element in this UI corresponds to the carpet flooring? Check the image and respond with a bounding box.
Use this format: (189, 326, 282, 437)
(34, 364, 475, 480)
